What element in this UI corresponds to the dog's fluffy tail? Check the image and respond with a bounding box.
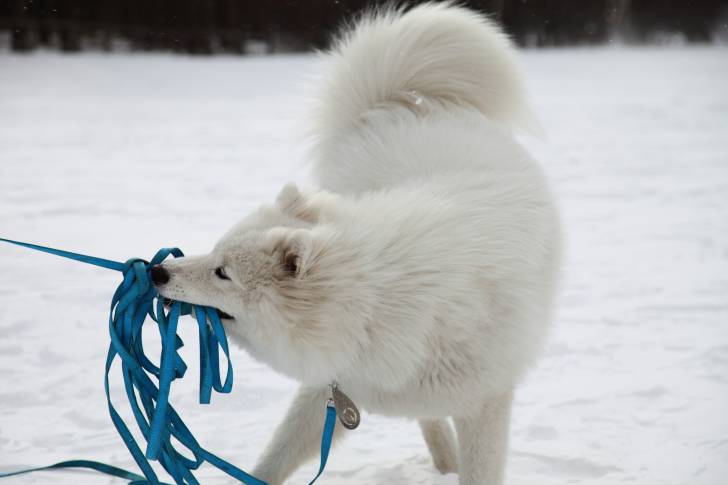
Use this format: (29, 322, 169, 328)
(311, 2, 536, 143)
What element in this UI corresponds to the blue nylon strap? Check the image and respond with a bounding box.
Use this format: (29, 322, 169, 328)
(0, 460, 148, 482)
(308, 404, 337, 485)
(0, 237, 127, 271)
(0, 238, 338, 485)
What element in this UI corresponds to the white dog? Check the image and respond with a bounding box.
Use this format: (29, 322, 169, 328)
(154, 3, 561, 484)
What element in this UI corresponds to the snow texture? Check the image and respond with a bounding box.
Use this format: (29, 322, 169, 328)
(1, 46, 727, 484)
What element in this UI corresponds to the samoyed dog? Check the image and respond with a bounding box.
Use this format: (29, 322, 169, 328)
(154, 3, 561, 484)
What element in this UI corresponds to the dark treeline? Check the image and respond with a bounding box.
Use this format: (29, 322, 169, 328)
(1, 0, 726, 54)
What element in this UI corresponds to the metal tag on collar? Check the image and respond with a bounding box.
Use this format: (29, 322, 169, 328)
(331, 382, 360, 430)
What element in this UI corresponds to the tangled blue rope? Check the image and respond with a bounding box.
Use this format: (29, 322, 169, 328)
(0, 238, 336, 485)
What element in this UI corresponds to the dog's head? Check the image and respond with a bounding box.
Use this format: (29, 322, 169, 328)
(153, 184, 364, 384)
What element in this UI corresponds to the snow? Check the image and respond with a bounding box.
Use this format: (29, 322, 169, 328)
(1, 46, 727, 485)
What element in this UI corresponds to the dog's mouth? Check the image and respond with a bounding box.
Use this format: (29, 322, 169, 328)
(162, 298, 235, 320)
(216, 309, 235, 320)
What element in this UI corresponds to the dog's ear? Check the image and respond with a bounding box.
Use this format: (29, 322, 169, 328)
(278, 228, 314, 279)
(276, 183, 318, 223)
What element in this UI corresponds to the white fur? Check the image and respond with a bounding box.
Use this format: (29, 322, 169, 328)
(157, 4, 561, 484)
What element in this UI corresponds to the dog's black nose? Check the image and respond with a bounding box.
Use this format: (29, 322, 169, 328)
(151, 265, 170, 286)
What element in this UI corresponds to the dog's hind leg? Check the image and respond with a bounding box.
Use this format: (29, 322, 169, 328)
(453, 390, 514, 485)
(252, 386, 346, 485)
(419, 418, 458, 474)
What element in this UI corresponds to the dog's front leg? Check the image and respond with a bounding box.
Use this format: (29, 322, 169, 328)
(252, 385, 343, 485)
(453, 390, 514, 485)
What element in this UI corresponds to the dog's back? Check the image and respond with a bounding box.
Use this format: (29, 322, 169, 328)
(304, 2, 561, 403)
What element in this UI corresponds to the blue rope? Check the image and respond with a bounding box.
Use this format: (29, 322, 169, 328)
(0, 460, 147, 482)
(0, 237, 336, 485)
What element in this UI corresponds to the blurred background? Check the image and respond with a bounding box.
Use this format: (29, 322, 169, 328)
(1, 0, 727, 54)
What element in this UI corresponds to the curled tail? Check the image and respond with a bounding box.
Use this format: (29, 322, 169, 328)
(311, 2, 536, 145)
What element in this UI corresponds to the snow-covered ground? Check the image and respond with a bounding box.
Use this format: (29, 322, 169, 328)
(1, 46, 727, 485)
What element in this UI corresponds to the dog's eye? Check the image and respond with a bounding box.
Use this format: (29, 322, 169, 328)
(214, 267, 230, 280)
